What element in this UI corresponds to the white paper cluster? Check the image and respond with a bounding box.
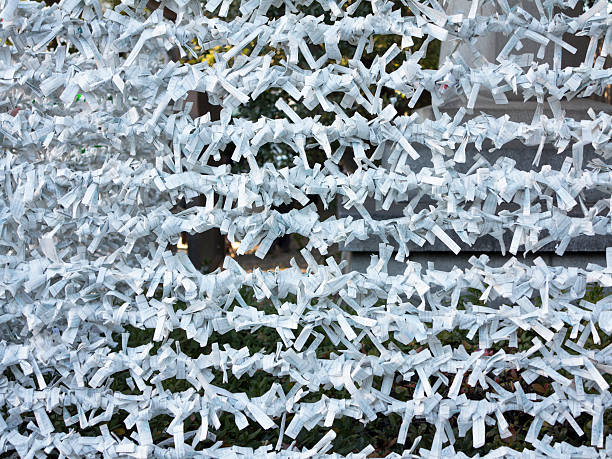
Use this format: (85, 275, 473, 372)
(0, 0, 611, 457)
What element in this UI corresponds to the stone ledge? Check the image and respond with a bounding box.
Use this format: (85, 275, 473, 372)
(337, 99, 611, 256)
(341, 232, 612, 253)
(344, 250, 608, 274)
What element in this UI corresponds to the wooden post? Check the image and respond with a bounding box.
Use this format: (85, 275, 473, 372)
(182, 91, 226, 272)
(153, 2, 227, 272)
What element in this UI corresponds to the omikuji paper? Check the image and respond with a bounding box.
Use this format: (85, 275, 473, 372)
(0, 0, 611, 457)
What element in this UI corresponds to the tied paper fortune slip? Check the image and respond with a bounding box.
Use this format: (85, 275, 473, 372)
(0, 0, 611, 457)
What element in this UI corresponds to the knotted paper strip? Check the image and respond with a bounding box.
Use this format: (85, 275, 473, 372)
(0, 0, 611, 457)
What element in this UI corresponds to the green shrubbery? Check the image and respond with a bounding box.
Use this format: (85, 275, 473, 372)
(87, 284, 612, 456)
